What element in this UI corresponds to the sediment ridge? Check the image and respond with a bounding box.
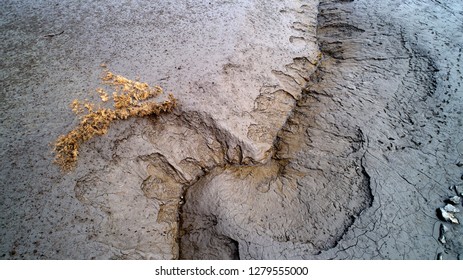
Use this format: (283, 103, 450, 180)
(1, 0, 462, 260)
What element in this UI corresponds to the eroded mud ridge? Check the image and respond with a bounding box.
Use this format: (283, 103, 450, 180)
(179, 93, 374, 258)
(1, 0, 462, 260)
(68, 0, 377, 259)
(180, 0, 463, 259)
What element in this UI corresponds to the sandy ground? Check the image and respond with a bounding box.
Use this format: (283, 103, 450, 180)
(1, 0, 462, 259)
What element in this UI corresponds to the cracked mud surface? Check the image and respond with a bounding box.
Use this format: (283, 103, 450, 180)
(1, 0, 463, 259)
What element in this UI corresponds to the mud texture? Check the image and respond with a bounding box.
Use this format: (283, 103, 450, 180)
(1, 0, 463, 259)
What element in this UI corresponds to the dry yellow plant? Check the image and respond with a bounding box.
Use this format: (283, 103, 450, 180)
(53, 70, 177, 171)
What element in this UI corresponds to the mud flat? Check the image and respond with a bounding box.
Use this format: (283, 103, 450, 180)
(1, 0, 462, 259)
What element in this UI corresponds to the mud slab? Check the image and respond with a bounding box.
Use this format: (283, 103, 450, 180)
(1, 0, 462, 259)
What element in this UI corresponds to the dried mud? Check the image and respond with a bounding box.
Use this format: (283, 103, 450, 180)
(1, 0, 462, 259)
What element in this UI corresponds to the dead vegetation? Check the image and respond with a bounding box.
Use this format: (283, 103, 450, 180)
(53, 70, 177, 171)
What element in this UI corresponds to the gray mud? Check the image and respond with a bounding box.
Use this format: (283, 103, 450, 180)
(1, 0, 462, 259)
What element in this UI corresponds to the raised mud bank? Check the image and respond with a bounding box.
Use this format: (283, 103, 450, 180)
(180, 0, 463, 259)
(1, 0, 462, 259)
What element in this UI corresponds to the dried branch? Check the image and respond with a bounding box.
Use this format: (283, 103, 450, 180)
(53, 70, 177, 171)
